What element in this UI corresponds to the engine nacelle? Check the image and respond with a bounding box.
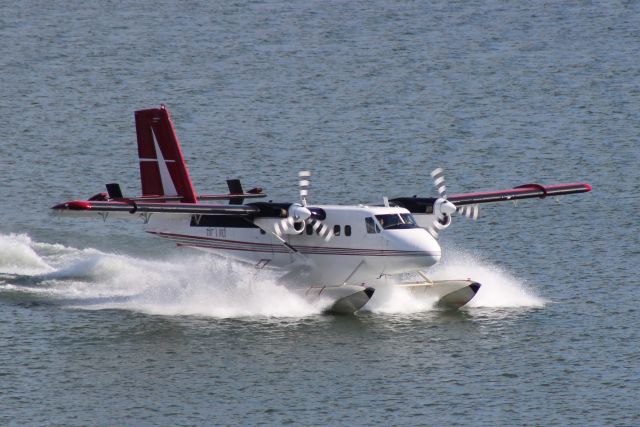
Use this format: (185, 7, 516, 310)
(253, 204, 326, 238)
(288, 204, 312, 221)
(284, 220, 305, 235)
(278, 204, 311, 235)
(433, 198, 456, 217)
(411, 198, 455, 230)
(436, 213, 452, 229)
(432, 198, 455, 230)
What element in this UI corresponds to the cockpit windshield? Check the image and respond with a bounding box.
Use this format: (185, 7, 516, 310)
(375, 213, 419, 230)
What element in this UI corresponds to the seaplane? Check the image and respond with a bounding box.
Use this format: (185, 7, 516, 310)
(52, 105, 591, 314)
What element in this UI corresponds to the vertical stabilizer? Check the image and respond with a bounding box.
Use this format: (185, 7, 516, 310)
(134, 105, 197, 203)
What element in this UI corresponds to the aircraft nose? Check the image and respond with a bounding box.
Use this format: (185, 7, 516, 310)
(421, 235, 442, 266)
(382, 229, 441, 272)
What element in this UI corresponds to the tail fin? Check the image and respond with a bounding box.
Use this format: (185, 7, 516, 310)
(134, 105, 198, 203)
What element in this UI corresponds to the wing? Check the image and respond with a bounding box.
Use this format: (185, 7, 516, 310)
(448, 182, 591, 206)
(51, 199, 260, 219)
(390, 182, 591, 215)
(52, 179, 266, 219)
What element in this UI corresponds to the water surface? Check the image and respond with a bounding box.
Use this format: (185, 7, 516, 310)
(1, 1, 639, 425)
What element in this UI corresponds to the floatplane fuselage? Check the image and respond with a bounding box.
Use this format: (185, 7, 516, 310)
(147, 204, 441, 282)
(52, 105, 590, 313)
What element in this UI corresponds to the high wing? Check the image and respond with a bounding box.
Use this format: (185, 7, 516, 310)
(389, 180, 590, 237)
(390, 182, 591, 214)
(448, 182, 591, 205)
(51, 199, 260, 217)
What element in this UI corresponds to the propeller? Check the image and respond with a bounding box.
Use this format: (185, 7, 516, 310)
(457, 204, 479, 220)
(273, 171, 332, 241)
(299, 170, 310, 207)
(427, 168, 479, 238)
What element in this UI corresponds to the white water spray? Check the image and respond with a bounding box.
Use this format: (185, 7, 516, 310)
(0, 234, 319, 318)
(1, 234, 545, 317)
(0, 234, 54, 275)
(364, 247, 546, 313)
(429, 248, 546, 308)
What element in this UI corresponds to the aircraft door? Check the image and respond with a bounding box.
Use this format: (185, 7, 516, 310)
(362, 216, 385, 278)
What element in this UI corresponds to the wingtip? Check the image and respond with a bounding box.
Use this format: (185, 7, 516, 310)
(51, 200, 92, 210)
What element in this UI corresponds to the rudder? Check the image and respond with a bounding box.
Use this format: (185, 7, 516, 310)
(134, 105, 198, 203)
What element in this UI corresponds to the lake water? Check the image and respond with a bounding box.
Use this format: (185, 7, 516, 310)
(1, 1, 639, 425)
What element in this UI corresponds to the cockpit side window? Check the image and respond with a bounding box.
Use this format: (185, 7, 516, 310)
(375, 213, 419, 230)
(400, 213, 417, 226)
(365, 217, 377, 234)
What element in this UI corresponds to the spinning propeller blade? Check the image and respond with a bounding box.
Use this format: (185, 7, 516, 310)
(431, 168, 447, 198)
(299, 170, 310, 207)
(456, 204, 479, 220)
(427, 218, 448, 239)
(309, 218, 332, 241)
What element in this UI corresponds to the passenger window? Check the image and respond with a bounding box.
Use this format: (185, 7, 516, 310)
(365, 217, 376, 234)
(334, 225, 341, 236)
(345, 225, 351, 236)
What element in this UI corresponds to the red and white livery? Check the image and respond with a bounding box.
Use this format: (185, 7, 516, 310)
(52, 105, 591, 313)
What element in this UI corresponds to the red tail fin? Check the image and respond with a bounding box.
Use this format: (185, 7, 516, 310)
(134, 105, 198, 203)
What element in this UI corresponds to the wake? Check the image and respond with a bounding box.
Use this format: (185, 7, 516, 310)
(0, 233, 545, 318)
(0, 233, 318, 317)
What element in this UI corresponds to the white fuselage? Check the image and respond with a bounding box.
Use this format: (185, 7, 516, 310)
(144, 205, 441, 286)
